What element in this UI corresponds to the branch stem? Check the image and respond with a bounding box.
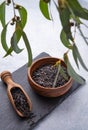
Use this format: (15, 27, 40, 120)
(53, 64, 61, 88)
(12, 0, 16, 17)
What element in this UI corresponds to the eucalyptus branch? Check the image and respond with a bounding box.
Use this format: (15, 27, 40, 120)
(0, 0, 88, 84)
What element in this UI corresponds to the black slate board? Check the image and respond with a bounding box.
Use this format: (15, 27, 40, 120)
(0, 52, 82, 130)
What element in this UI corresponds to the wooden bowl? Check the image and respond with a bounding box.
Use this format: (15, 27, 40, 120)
(27, 57, 73, 97)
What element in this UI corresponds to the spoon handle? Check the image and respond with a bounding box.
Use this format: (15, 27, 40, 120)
(1, 71, 15, 86)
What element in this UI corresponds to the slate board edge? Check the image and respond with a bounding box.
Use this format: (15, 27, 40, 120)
(29, 81, 82, 130)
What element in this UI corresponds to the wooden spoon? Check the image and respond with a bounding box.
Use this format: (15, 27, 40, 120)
(1, 71, 32, 118)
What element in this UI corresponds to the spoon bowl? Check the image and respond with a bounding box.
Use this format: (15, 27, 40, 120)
(1, 71, 32, 118)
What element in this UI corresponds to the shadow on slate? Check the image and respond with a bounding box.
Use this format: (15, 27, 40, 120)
(0, 52, 83, 130)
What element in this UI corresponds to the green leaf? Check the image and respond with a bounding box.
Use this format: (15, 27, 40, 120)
(3, 22, 23, 57)
(11, 28, 23, 53)
(60, 29, 73, 49)
(18, 5, 27, 29)
(72, 44, 79, 68)
(15, 21, 23, 41)
(64, 53, 85, 84)
(60, 66, 69, 81)
(67, 59, 85, 85)
(59, 4, 73, 40)
(4, 47, 13, 57)
(1, 23, 9, 52)
(39, 0, 51, 20)
(22, 31, 32, 67)
(67, 0, 88, 20)
(63, 52, 68, 64)
(0, 1, 6, 27)
(59, 5, 70, 30)
(73, 44, 88, 71)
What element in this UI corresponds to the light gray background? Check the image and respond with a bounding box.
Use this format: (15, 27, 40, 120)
(0, 0, 88, 130)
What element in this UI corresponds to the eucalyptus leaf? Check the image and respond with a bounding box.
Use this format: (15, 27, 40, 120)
(59, 5, 70, 31)
(3, 22, 23, 57)
(0, 1, 6, 28)
(1, 23, 9, 52)
(59, 4, 73, 40)
(39, 0, 51, 20)
(67, 59, 85, 85)
(15, 21, 23, 41)
(18, 5, 27, 29)
(64, 53, 85, 85)
(60, 67, 68, 81)
(63, 52, 68, 64)
(22, 31, 32, 67)
(72, 44, 79, 68)
(11, 28, 23, 53)
(73, 44, 88, 71)
(4, 47, 13, 57)
(67, 0, 88, 20)
(60, 29, 73, 49)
